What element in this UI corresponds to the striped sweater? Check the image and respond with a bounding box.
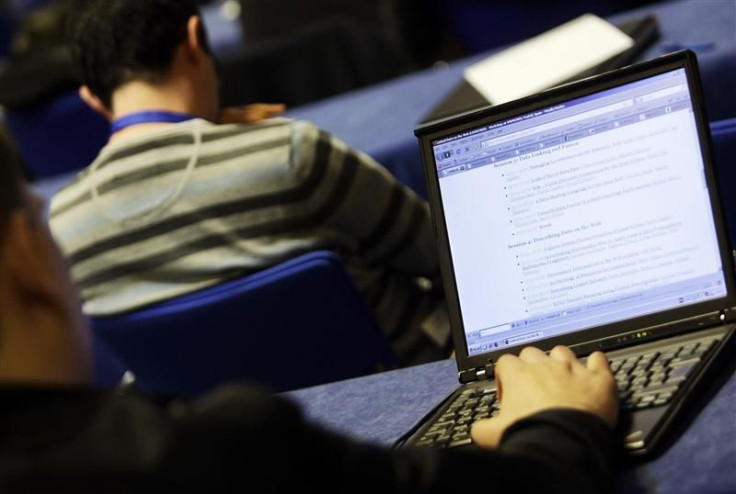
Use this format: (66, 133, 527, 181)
(50, 118, 450, 364)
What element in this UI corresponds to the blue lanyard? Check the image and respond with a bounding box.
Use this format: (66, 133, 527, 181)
(110, 111, 199, 136)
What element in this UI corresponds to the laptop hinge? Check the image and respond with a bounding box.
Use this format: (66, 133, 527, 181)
(459, 361, 496, 383)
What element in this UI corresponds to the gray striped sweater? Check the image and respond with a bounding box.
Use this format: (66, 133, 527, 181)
(49, 118, 450, 364)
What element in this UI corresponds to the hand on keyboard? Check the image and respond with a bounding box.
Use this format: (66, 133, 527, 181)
(471, 346, 618, 449)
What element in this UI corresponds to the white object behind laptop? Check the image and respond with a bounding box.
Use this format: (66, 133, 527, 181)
(464, 14, 635, 105)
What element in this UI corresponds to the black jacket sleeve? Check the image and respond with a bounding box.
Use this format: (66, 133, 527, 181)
(1, 385, 618, 493)
(159, 386, 618, 493)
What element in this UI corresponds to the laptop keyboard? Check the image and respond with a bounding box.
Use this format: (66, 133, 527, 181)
(413, 336, 718, 449)
(612, 337, 717, 411)
(414, 386, 499, 448)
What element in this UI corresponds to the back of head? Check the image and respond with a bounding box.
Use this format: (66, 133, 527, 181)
(69, 0, 208, 109)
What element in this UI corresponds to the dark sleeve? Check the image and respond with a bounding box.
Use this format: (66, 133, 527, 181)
(496, 409, 618, 492)
(161, 387, 617, 493)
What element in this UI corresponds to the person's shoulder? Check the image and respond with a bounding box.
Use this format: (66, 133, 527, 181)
(207, 118, 327, 150)
(205, 118, 296, 139)
(47, 154, 104, 220)
(288, 119, 327, 143)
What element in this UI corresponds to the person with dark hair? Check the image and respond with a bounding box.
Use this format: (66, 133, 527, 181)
(50, 0, 452, 366)
(0, 127, 619, 492)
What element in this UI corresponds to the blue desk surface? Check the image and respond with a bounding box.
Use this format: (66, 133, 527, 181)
(286, 357, 736, 493)
(286, 0, 736, 198)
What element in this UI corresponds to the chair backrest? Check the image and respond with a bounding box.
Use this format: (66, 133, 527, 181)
(91, 250, 398, 396)
(91, 334, 129, 389)
(5, 90, 108, 179)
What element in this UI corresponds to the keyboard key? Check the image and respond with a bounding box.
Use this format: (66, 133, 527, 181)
(453, 425, 470, 435)
(620, 363, 636, 374)
(669, 360, 699, 377)
(632, 385, 679, 401)
(629, 382, 647, 393)
(668, 356, 702, 367)
(616, 375, 632, 386)
(649, 370, 667, 381)
(636, 400, 654, 410)
(648, 377, 665, 387)
(678, 343, 698, 355)
(452, 431, 470, 441)
(665, 375, 688, 386)
(700, 339, 718, 352)
(436, 434, 452, 445)
(431, 421, 454, 430)
(653, 397, 670, 407)
(656, 391, 675, 402)
(638, 352, 659, 365)
(449, 438, 473, 448)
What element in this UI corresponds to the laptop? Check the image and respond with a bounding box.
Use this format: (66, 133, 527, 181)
(400, 50, 736, 457)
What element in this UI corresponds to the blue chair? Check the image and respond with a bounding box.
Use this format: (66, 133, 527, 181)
(91, 250, 398, 396)
(710, 118, 736, 248)
(5, 90, 109, 179)
(91, 335, 129, 389)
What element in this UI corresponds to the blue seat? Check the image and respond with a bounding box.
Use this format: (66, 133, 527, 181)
(5, 90, 109, 179)
(91, 250, 398, 396)
(711, 118, 736, 248)
(91, 334, 129, 389)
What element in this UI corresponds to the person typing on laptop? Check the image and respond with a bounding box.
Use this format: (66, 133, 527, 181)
(0, 128, 621, 491)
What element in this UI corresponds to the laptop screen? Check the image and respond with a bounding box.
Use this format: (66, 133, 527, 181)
(431, 68, 727, 357)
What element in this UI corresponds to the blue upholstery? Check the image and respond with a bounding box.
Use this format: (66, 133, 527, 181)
(5, 90, 109, 179)
(91, 335, 128, 389)
(91, 250, 398, 396)
(711, 118, 736, 247)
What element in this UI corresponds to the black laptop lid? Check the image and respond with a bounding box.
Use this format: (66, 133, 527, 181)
(416, 51, 736, 374)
